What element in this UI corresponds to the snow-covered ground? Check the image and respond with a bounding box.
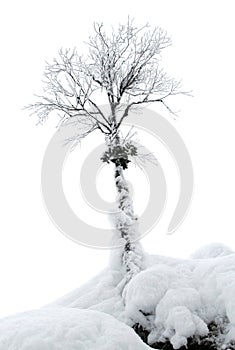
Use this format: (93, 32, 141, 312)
(0, 308, 150, 350)
(0, 243, 235, 349)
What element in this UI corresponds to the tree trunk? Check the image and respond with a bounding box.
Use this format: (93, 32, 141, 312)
(113, 162, 145, 292)
(105, 125, 145, 293)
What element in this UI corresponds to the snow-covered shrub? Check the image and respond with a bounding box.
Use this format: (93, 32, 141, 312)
(125, 264, 175, 327)
(124, 251, 235, 349)
(149, 288, 208, 348)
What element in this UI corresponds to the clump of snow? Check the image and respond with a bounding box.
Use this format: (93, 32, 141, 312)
(0, 308, 150, 350)
(124, 250, 235, 348)
(149, 288, 208, 348)
(191, 243, 234, 259)
(125, 264, 175, 327)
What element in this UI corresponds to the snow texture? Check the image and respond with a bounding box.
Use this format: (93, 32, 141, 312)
(46, 268, 127, 321)
(190, 242, 234, 259)
(0, 243, 235, 349)
(0, 308, 150, 350)
(125, 244, 235, 348)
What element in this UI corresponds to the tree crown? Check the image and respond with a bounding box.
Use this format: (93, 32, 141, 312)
(27, 18, 185, 143)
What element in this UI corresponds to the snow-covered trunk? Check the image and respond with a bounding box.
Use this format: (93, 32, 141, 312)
(113, 155, 145, 291)
(104, 121, 145, 292)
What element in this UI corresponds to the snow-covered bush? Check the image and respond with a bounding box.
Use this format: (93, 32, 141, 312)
(124, 250, 235, 349)
(149, 288, 208, 348)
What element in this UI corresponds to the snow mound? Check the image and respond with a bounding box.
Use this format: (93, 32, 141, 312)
(10, 243, 233, 349)
(191, 243, 234, 259)
(125, 252, 235, 348)
(47, 268, 126, 321)
(0, 307, 150, 350)
(149, 289, 208, 349)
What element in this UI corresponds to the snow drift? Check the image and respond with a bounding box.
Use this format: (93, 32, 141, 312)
(0, 308, 149, 350)
(49, 243, 235, 349)
(0, 243, 235, 349)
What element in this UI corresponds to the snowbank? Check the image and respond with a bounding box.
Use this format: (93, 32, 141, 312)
(125, 246, 235, 348)
(1, 243, 235, 349)
(0, 308, 150, 350)
(47, 268, 126, 321)
(45, 243, 235, 349)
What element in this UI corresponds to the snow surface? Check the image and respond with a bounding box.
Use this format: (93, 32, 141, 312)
(125, 245, 235, 348)
(0, 308, 150, 350)
(190, 242, 234, 259)
(49, 243, 235, 349)
(0, 243, 235, 349)
(46, 268, 126, 321)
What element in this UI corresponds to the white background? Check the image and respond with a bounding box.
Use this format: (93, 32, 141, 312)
(0, 0, 235, 318)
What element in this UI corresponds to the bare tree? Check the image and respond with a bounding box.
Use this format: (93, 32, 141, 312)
(27, 18, 184, 290)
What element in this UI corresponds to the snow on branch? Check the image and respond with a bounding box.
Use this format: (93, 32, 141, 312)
(26, 18, 187, 143)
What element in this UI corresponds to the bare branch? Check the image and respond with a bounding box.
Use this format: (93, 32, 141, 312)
(27, 18, 187, 142)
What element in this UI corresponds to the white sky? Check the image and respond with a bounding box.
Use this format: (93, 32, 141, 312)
(0, 0, 235, 318)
